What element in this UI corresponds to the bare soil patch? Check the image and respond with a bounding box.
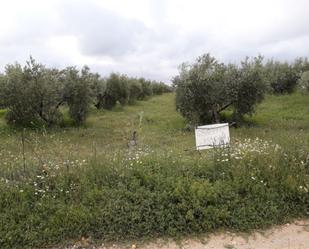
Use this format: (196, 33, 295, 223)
(57, 219, 309, 249)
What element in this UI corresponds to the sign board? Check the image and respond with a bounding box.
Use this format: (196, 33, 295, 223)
(195, 123, 230, 150)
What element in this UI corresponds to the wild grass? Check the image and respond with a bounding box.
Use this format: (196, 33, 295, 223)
(0, 93, 308, 248)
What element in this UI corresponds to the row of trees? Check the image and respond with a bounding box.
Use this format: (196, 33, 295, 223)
(173, 54, 309, 125)
(0, 58, 172, 127)
(263, 57, 309, 94)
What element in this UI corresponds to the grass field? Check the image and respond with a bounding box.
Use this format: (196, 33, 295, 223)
(0, 93, 309, 248)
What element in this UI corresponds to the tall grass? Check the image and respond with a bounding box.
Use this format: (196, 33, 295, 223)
(0, 93, 309, 248)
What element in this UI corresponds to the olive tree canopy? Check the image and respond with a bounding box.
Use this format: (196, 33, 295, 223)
(173, 54, 266, 125)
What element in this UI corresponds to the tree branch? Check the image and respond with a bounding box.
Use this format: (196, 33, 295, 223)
(55, 101, 63, 109)
(218, 102, 233, 113)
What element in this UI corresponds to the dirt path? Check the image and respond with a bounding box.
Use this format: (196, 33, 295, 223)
(60, 219, 309, 249)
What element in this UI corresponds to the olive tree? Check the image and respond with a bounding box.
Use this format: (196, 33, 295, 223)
(152, 82, 172, 95)
(174, 54, 227, 124)
(293, 57, 309, 74)
(228, 56, 266, 122)
(99, 73, 130, 109)
(174, 53, 266, 125)
(2, 58, 64, 127)
(0, 57, 175, 127)
(138, 78, 153, 100)
(63, 66, 94, 125)
(0, 74, 6, 108)
(263, 60, 299, 94)
(298, 71, 309, 93)
(128, 78, 142, 105)
(93, 78, 107, 109)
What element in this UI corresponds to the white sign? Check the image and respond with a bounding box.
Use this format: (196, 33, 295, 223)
(195, 123, 230, 150)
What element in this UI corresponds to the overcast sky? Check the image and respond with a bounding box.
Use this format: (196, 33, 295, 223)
(0, 0, 309, 82)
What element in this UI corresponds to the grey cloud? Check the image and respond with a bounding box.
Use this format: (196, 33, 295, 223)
(1, 0, 309, 83)
(57, 1, 149, 57)
(0, 4, 59, 47)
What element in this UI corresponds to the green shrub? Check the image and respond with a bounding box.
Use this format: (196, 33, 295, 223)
(0, 144, 308, 249)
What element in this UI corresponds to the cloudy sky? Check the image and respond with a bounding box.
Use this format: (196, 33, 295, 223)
(0, 0, 309, 82)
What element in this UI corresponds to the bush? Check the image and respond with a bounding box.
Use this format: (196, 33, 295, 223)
(174, 54, 266, 125)
(0, 144, 308, 248)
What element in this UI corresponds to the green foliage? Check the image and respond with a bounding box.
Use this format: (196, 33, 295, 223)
(298, 71, 309, 93)
(174, 54, 226, 124)
(96, 74, 170, 109)
(128, 78, 143, 105)
(63, 66, 94, 125)
(0, 93, 309, 248)
(1, 58, 64, 127)
(152, 81, 172, 95)
(174, 54, 266, 125)
(117, 75, 130, 106)
(263, 60, 300, 94)
(231, 57, 266, 122)
(293, 57, 309, 73)
(138, 78, 153, 100)
(92, 78, 107, 109)
(0, 145, 308, 248)
(0, 57, 170, 126)
(0, 74, 6, 108)
(101, 73, 129, 109)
